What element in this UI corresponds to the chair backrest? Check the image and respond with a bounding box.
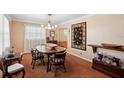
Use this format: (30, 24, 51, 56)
(31, 49, 43, 60)
(31, 49, 37, 59)
(55, 52, 66, 61)
(20, 52, 26, 61)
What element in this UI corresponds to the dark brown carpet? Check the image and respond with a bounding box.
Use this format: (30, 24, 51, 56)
(16, 53, 110, 78)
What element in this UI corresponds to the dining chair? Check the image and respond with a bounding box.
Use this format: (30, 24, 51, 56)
(31, 49, 45, 69)
(3, 46, 24, 64)
(0, 58, 25, 78)
(19, 52, 26, 63)
(49, 51, 66, 73)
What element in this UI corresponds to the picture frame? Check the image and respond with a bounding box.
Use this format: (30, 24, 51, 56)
(50, 30, 55, 40)
(71, 22, 87, 50)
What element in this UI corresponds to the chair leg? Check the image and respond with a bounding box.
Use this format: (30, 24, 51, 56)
(31, 60, 33, 65)
(32, 60, 35, 69)
(8, 75, 11, 78)
(42, 59, 45, 65)
(54, 65, 57, 77)
(49, 63, 52, 71)
(41, 58, 45, 65)
(63, 64, 66, 72)
(22, 69, 25, 78)
(2, 74, 5, 78)
(54, 65, 57, 72)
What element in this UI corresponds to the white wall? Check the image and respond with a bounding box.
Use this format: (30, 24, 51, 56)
(59, 14, 124, 62)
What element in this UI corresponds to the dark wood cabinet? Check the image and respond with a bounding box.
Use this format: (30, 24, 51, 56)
(58, 41, 67, 48)
(92, 58, 124, 77)
(47, 40, 58, 44)
(46, 37, 58, 44)
(89, 44, 124, 78)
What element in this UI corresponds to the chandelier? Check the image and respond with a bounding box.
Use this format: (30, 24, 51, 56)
(41, 14, 58, 30)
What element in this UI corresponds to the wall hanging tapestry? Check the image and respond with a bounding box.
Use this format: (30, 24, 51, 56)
(71, 22, 86, 50)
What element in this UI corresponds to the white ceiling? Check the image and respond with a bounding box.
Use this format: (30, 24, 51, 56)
(9, 14, 89, 24)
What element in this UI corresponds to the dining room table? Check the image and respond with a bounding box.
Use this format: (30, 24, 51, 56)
(36, 44, 66, 72)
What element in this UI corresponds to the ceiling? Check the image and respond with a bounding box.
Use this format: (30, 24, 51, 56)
(9, 14, 89, 24)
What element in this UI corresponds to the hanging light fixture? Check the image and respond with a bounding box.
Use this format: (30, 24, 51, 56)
(41, 14, 58, 30)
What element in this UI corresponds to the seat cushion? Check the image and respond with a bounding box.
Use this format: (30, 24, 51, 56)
(8, 63, 24, 74)
(0, 69, 3, 78)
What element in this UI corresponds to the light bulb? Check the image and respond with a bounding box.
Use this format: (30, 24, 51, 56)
(41, 24, 44, 27)
(48, 26, 51, 29)
(51, 26, 54, 29)
(54, 25, 58, 28)
(47, 23, 51, 27)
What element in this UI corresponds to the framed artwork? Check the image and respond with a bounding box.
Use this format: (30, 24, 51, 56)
(50, 30, 55, 37)
(50, 30, 55, 40)
(71, 22, 87, 51)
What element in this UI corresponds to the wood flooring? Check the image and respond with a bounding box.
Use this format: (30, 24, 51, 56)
(16, 53, 110, 78)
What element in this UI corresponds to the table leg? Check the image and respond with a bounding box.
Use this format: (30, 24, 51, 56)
(47, 55, 50, 72)
(18, 58, 21, 63)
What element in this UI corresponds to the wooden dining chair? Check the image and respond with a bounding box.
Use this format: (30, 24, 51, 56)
(31, 49, 45, 69)
(0, 58, 25, 78)
(49, 52, 66, 73)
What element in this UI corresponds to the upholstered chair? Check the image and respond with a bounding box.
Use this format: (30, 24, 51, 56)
(0, 58, 25, 78)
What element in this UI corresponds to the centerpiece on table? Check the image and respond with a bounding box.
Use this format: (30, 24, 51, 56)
(46, 43, 58, 50)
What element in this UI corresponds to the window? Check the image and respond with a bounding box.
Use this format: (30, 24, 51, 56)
(0, 15, 10, 56)
(24, 25, 46, 52)
(25, 26, 43, 40)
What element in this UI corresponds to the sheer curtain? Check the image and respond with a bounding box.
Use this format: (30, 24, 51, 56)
(24, 25, 46, 52)
(0, 15, 10, 56)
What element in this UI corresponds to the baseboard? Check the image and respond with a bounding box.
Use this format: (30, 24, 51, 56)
(67, 51, 92, 62)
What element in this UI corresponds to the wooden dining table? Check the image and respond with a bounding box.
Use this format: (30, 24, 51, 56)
(36, 44, 66, 72)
